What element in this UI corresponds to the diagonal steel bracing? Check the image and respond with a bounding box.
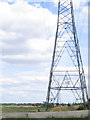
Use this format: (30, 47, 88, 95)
(46, 0, 88, 109)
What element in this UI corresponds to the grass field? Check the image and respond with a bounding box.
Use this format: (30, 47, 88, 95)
(1, 104, 89, 120)
(2, 104, 88, 113)
(2, 104, 46, 113)
(2, 104, 90, 120)
(1, 117, 89, 120)
(50, 105, 79, 112)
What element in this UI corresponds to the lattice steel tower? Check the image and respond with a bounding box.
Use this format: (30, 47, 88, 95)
(46, 0, 88, 108)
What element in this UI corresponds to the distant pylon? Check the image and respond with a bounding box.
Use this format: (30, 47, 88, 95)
(46, 0, 88, 109)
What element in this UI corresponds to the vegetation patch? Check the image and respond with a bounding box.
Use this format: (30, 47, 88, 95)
(1, 116, 89, 120)
(2, 103, 89, 113)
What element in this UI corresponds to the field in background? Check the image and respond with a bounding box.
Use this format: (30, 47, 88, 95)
(1, 104, 89, 120)
(2, 104, 46, 113)
(2, 103, 88, 113)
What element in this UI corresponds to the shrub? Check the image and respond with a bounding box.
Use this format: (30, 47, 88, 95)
(68, 103, 71, 106)
(77, 104, 87, 110)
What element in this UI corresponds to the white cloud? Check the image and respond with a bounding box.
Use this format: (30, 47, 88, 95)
(0, 1, 57, 66)
(0, 0, 56, 103)
(1, 68, 49, 103)
(52, 0, 88, 9)
(1, 65, 88, 102)
(0, 0, 88, 103)
(72, 0, 87, 9)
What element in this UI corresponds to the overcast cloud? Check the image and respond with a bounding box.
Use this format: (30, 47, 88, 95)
(0, 0, 89, 103)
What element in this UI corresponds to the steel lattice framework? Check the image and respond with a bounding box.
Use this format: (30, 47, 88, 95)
(46, 0, 88, 108)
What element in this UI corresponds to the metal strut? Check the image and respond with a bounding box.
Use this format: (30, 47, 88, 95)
(46, 0, 88, 110)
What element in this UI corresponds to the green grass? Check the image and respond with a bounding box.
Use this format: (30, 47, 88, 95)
(1, 117, 89, 120)
(2, 105, 46, 113)
(2, 104, 89, 113)
(50, 105, 88, 112)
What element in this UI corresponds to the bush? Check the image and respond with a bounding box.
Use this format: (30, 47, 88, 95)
(77, 104, 87, 110)
(68, 103, 71, 106)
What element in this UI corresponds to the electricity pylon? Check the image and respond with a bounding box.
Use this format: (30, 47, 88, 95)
(46, 0, 88, 109)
